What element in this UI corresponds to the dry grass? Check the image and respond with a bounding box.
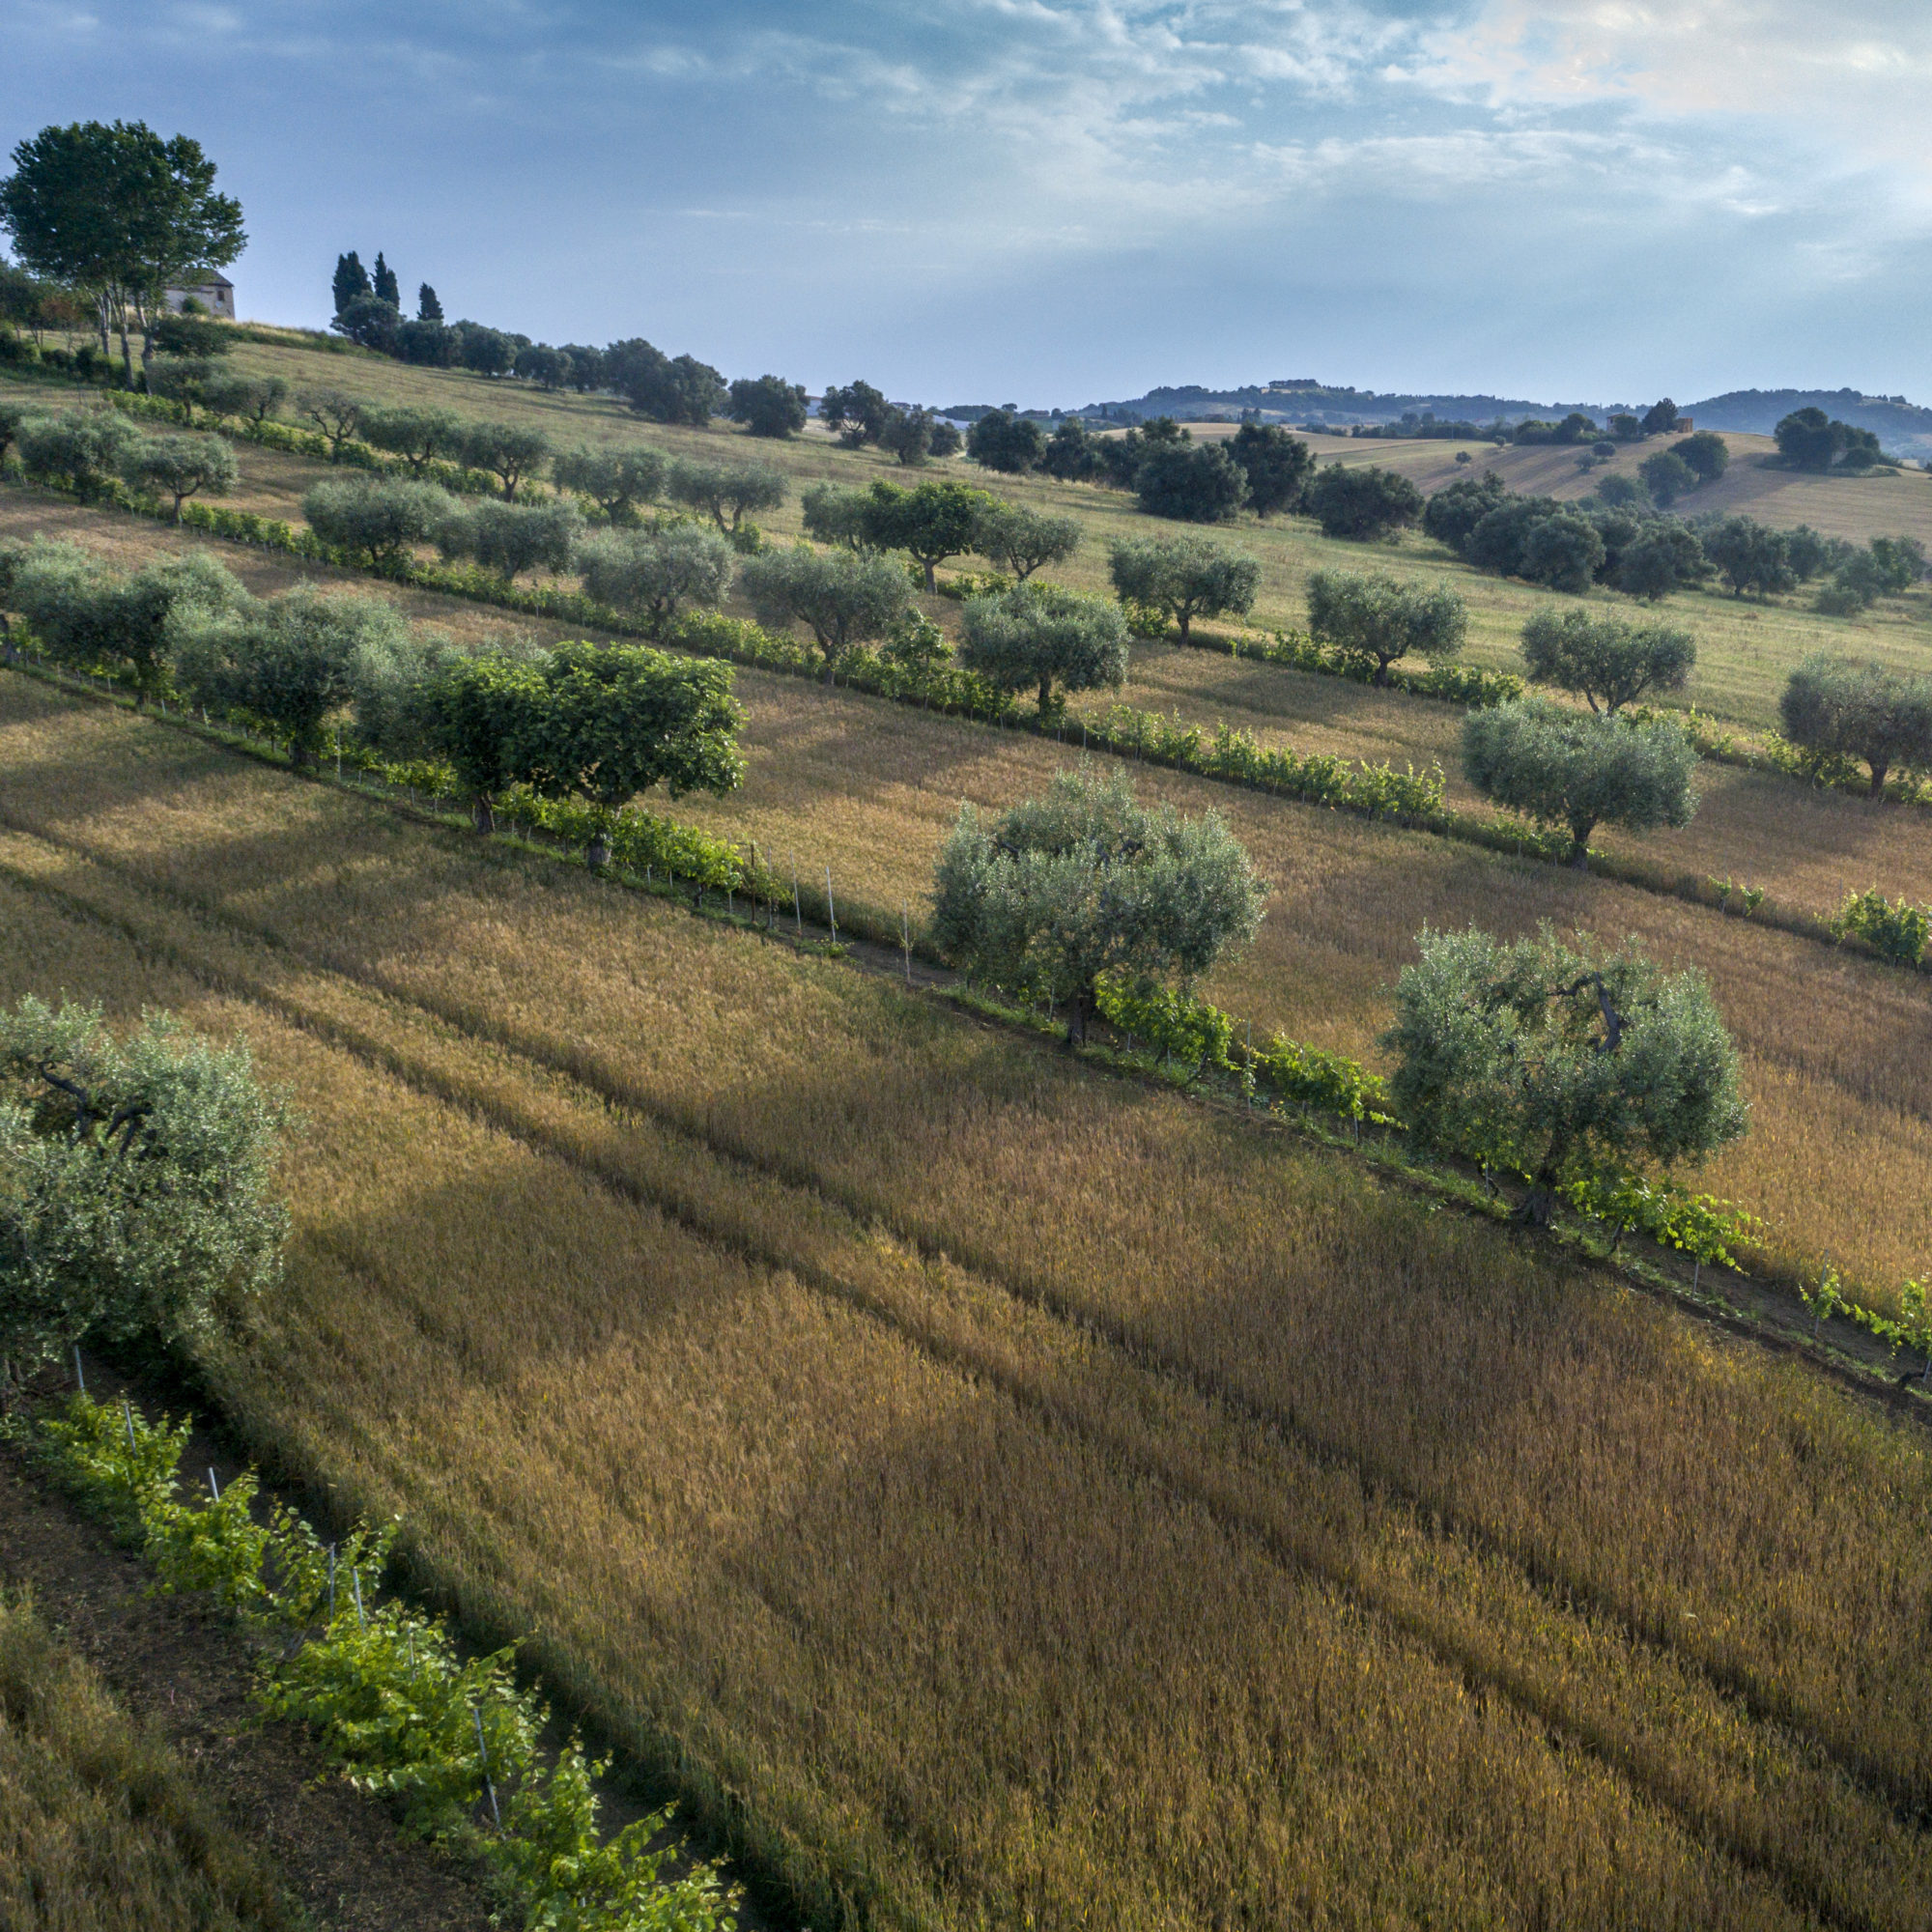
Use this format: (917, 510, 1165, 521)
(3, 494, 1932, 1298)
(0, 1593, 290, 1931)
(2, 682, 1932, 1930)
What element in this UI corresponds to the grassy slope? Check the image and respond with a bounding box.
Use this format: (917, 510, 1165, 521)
(91, 345, 1932, 730)
(6, 492, 1932, 1300)
(2, 681, 1930, 1930)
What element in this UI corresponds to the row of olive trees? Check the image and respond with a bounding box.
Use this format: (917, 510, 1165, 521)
(929, 766, 1745, 1227)
(3, 403, 236, 522)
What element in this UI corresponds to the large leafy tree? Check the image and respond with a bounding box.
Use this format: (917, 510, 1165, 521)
(605, 338, 725, 425)
(931, 767, 1267, 1044)
(1519, 610, 1694, 714)
(819, 380, 892, 448)
(0, 121, 244, 381)
(1383, 925, 1747, 1225)
(1303, 463, 1425, 540)
(862, 478, 989, 592)
(727, 374, 809, 439)
(1107, 534, 1259, 643)
(357, 405, 465, 477)
(1228, 423, 1314, 518)
(1306, 570, 1466, 685)
(966, 410, 1045, 474)
(1463, 698, 1699, 867)
(740, 545, 912, 682)
(1134, 440, 1249, 523)
(0, 997, 289, 1383)
(957, 582, 1128, 714)
(1701, 516, 1796, 600)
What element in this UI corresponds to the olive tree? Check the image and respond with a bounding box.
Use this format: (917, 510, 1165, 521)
(17, 410, 143, 501)
(930, 766, 1267, 1044)
(1779, 655, 1932, 797)
(801, 482, 875, 551)
(435, 497, 582, 581)
(958, 582, 1128, 714)
(1107, 535, 1260, 643)
(970, 501, 1081, 582)
(119, 431, 237, 522)
(666, 457, 786, 533)
(459, 421, 551, 499)
(1614, 521, 1707, 602)
(578, 524, 732, 636)
(742, 545, 912, 682)
(0, 996, 288, 1383)
(1306, 570, 1466, 685)
(1702, 517, 1795, 600)
(175, 583, 406, 769)
(1382, 925, 1747, 1226)
(552, 446, 665, 525)
(200, 371, 286, 428)
(302, 477, 452, 572)
(1463, 698, 1699, 867)
(293, 386, 363, 462)
(1638, 449, 1697, 507)
(357, 405, 465, 477)
(1519, 610, 1694, 714)
(4, 537, 242, 708)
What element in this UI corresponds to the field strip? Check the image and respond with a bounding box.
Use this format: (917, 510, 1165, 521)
(2, 819, 1929, 1925)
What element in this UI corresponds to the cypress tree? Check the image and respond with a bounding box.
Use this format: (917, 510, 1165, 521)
(372, 251, 400, 306)
(331, 250, 369, 316)
(416, 282, 443, 323)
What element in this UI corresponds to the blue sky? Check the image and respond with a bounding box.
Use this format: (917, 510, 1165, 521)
(5, 2, 1927, 407)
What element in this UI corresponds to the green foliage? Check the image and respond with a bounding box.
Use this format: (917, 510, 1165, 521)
(1520, 512, 1605, 593)
(119, 430, 236, 521)
(1779, 654, 1932, 796)
(800, 482, 873, 551)
(1829, 887, 1930, 966)
(1614, 521, 1708, 602)
(1463, 698, 1699, 865)
(665, 457, 785, 533)
(965, 409, 1045, 473)
(740, 544, 913, 681)
(578, 525, 731, 636)
(36, 1391, 738, 1928)
(818, 381, 892, 448)
(931, 766, 1266, 1041)
(1422, 471, 1511, 550)
(1305, 569, 1466, 685)
(292, 385, 363, 461)
(1133, 440, 1249, 523)
(332, 252, 370, 316)
(1519, 609, 1694, 714)
(553, 446, 665, 525)
(2, 535, 243, 706)
(860, 478, 989, 591)
(1776, 407, 1848, 471)
(725, 373, 808, 439)
(1302, 464, 1424, 540)
(604, 340, 725, 426)
(356, 405, 465, 477)
(1701, 516, 1796, 599)
(17, 409, 143, 499)
(1106, 533, 1260, 643)
(200, 370, 286, 427)
(176, 581, 407, 768)
(437, 497, 583, 582)
(1676, 431, 1729, 483)
(0, 998, 288, 1378)
(1383, 924, 1747, 1223)
(1227, 423, 1313, 518)
(1637, 449, 1696, 506)
(301, 476, 453, 571)
(958, 582, 1127, 713)
(969, 500, 1081, 582)
(457, 420, 550, 499)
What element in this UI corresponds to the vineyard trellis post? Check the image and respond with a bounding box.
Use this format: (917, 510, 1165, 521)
(826, 867, 837, 944)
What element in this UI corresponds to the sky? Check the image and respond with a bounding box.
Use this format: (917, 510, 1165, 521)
(4, 1, 1928, 408)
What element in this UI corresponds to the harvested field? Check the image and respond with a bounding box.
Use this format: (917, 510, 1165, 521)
(2, 683, 1931, 1928)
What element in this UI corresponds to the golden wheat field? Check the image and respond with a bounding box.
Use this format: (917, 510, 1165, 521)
(6, 493, 1932, 1301)
(3, 670, 1932, 1928)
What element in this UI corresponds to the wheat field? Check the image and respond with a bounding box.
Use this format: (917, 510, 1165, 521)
(2, 672, 1931, 1926)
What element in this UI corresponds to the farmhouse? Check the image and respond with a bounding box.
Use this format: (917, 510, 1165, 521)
(162, 271, 235, 319)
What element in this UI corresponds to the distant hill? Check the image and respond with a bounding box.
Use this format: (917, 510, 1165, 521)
(1026, 378, 1932, 457)
(1679, 388, 1932, 457)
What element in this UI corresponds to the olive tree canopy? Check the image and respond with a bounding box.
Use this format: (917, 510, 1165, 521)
(1107, 534, 1260, 643)
(957, 582, 1128, 714)
(1519, 610, 1694, 714)
(931, 767, 1267, 1043)
(740, 545, 912, 683)
(1306, 570, 1466, 685)
(1383, 924, 1747, 1225)
(579, 525, 732, 636)
(1779, 654, 1932, 797)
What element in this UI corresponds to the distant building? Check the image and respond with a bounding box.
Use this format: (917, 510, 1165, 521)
(162, 273, 235, 320)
